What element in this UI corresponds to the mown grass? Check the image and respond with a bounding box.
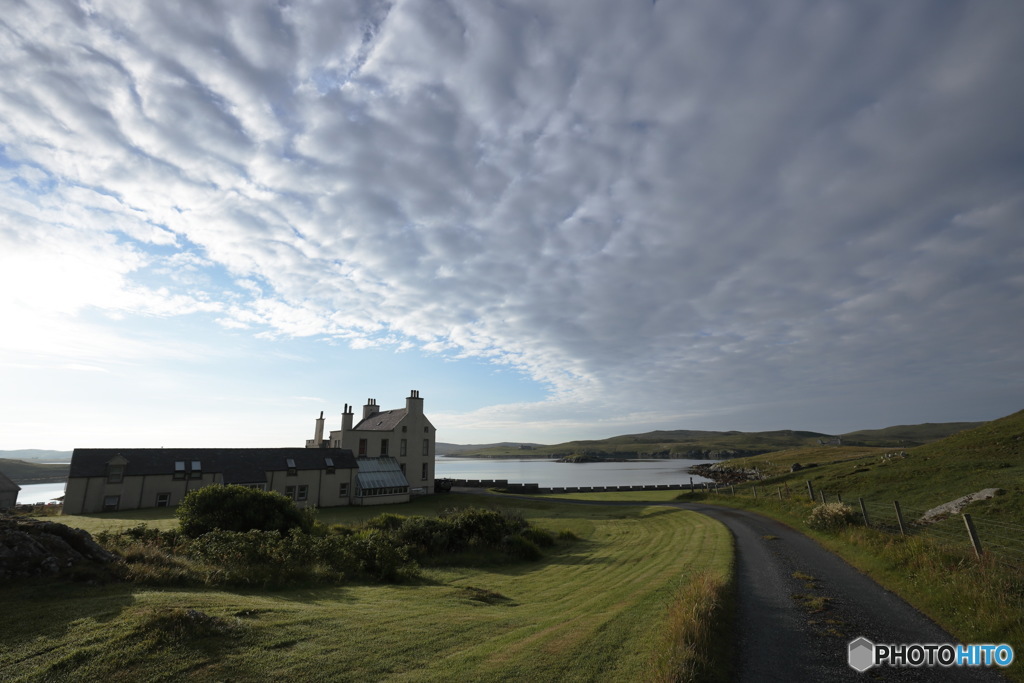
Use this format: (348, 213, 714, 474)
(4, 495, 733, 682)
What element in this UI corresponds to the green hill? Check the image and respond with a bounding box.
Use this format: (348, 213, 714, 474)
(0, 459, 70, 484)
(718, 409, 1024, 526)
(450, 423, 978, 459)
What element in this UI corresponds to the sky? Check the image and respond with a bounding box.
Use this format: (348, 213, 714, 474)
(1, 1, 1022, 450)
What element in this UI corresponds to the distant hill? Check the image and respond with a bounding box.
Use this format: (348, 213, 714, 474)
(0, 449, 72, 462)
(0, 459, 69, 484)
(443, 422, 988, 459)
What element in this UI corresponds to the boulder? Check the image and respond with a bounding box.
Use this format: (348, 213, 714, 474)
(0, 515, 114, 580)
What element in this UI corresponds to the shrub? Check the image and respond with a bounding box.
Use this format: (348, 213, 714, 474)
(176, 485, 310, 538)
(502, 534, 542, 561)
(806, 502, 859, 531)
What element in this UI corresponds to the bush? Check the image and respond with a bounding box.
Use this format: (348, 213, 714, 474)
(806, 502, 859, 531)
(502, 534, 542, 560)
(176, 485, 310, 538)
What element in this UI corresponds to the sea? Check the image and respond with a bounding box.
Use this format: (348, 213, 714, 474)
(435, 455, 716, 488)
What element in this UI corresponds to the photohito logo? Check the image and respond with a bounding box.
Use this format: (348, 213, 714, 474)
(848, 637, 1014, 672)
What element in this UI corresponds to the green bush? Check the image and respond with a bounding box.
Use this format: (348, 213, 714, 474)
(176, 485, 311, 538)
(502, 534, 542, 560)
(806, 502, 859, 531)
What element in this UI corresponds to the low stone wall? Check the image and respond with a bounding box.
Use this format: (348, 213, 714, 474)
(448, 479, 692, 494)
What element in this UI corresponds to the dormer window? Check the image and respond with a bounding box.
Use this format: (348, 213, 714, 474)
(287, 458, 297, 476)
(107, 464, 124, 484)
(324, 457, 335, 475)
(190, 460, 202, 479)
(173, 461, 186, 480)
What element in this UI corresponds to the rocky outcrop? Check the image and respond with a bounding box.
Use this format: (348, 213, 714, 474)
(917, 489, 1004, 524)
(0, 515, 114, 579)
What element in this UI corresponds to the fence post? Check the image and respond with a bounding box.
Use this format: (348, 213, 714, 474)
(820, 490, 826, 504)
(752, 486, 758, 498)
(859, 497, 870, 528)
(894, 500, 906, 536)
(962, 513, 983, 558)
(689, 477, 693, 494)
(807, 480, 814, 501)
(731, 485, 735, 496)
(837, 493, 843, 504)
(777, 486, 783, 502)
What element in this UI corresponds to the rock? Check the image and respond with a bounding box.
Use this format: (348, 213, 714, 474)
(917, 489, 1005, 524)
(790, 463, 803, 472)
(0, 515, 115, 580)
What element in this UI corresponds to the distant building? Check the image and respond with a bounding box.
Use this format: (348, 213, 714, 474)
(62, 391, 435, 514)
(0, 470, 20, 509)
(306, 390, 436, 495)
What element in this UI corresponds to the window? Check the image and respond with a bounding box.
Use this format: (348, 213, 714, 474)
(241, 483, 267, 491)
(156, 493, 170, 508)
(380, 439, 389, 456)
(285, 485, 296, 500)
(422, 439, 429, 456)
(400, 439, 407, 457)
(190, 460, 202, 479)
(102, 495, 120, 512)
(286, 458, 297, 477)
(173, 461, 186, 480)
(424, 426, 428, 433)
(325, 457, 335, 474)
(402, 425, 407, 432)
(421, 463, 429, 481)
(358, 439, 367, 455)
(339, 482, 348, 496)
(297, 485, 308, 502)
(107, 465, 124, 484)
(400, 463, 406, 475)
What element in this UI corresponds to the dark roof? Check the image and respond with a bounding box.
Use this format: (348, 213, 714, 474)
(353, 408, 408, 431)
(69, 448, 357, 484)
(0, 470, 20, 492)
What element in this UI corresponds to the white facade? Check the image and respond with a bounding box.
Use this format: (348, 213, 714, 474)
(307, 390, 436, 494)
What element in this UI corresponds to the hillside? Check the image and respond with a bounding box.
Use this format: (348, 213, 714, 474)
(447, 422, 977, 459)
(0, 449, 72, 462)
(714, 409, 1024, 526)
(0, 459, 70, 484)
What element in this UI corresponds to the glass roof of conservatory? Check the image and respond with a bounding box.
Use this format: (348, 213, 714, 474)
(356, 457, 409, 489)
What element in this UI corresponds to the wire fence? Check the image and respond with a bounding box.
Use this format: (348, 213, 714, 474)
(694, 479, 1024, 566)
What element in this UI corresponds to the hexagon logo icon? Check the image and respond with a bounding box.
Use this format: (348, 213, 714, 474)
(848, 637, 875, 672)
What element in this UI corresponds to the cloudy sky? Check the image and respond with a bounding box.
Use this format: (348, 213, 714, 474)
(2, 1, 1022, 450)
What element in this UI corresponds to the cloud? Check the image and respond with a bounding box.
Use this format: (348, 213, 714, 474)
(1, 0, 1022, 438)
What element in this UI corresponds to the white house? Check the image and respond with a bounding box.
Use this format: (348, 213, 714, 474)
(307, 390, 436, 495)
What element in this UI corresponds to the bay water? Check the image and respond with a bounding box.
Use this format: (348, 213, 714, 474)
(435, 455, 716, 488)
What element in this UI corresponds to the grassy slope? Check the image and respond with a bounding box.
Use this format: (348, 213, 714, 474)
(2, 495, 732, 682)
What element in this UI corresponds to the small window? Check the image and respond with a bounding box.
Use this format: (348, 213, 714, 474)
(380, 439, 389, 456)
(173, 461, 186, 480)
(103, 495, 120, 512)
(242, 483, 267, 491)
(297, 485, 308, 502)
(402, 425, 407, 433)
(324, 457, 335, 474)
(287, 458, 297, 476)
(190, 460, 202, 479)
(358, 439, 367, 455)
(285, 485, 296, 500)
(339, 482, 348, 496)
(107, 465, 124, 484)
(156, 493, 170, 507)
(424, 426, 428, 433)
(421, 462, 429, 481)
(400, 439, 407, 457)
(422, 439, 429, 456)
(400, 463, 406, 475)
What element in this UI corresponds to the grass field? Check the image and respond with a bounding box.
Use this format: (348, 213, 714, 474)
(2, 495, 733, 682)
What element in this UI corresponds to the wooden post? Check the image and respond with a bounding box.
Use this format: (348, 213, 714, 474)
(689, 477, 693, 493)
(806, 480, 814, 501)
(752, 486, 758, 498)
(894, 500, 906, 536)
(777, 486, 783, 502)
(731, 485, 735, 496)
(837, 493, 843, 504)
(820, 490, 826, 504)
(962, 513, 983, 557)
(859, 497, 870, 528)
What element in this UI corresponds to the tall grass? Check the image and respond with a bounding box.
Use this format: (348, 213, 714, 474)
(647, 570, 733, 683)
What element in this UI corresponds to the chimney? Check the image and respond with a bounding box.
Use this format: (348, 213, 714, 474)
(341, 403, 353, 434)
(363, 398, 378, 420)
(314, 410, 325, 446)
(406, 389, 423, 416)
